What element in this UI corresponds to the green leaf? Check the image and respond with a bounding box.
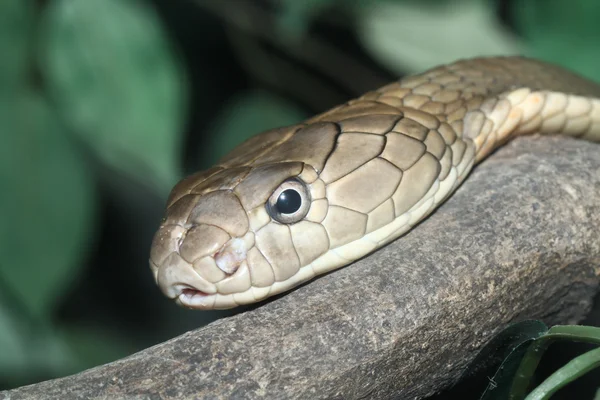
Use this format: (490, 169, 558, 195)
(475, 320, 548, 400)
(358, 0, 523, 74)
(0, 0, 34, 90)
(0, 92, 96, 317)
(524, 347, 600, 400)
(199, 90, 307, 168)
(511, 0, 600, 82)
(509, 325, 600, 399)
(41, 0, 187, 195)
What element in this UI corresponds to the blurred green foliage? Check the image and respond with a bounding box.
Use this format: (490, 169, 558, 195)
(0, 0, 183, 389)
(0, 0, 599, 394)
(42, 0, 186, 194)
(0, 0, 34, 90)
(512, 0, 600, 81)
(360, 0, 522, 73)
(201, 90, 307, 166)
(0, 92, 95, 318)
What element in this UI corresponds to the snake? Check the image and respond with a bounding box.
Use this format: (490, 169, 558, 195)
(149, 56, 600, 310)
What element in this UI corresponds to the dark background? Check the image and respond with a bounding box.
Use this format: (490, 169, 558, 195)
(1, 0, 599, 397)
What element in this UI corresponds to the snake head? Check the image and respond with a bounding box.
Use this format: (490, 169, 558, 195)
(149, 161, 329, 310)
(150, 112, 442, 309)
(150, 123, 338, 310)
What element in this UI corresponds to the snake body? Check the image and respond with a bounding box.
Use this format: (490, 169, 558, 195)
(150, 56, 600, 310)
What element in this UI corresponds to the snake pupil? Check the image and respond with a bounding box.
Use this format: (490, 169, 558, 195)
(276, 189, 302, 214)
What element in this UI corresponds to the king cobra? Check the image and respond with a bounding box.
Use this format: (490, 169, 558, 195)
(149, 56, 600, 310)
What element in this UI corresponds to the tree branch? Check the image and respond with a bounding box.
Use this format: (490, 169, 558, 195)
(3, 136, 600, 399)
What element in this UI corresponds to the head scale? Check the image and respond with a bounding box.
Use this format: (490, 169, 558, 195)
(149, 122, 339, 309)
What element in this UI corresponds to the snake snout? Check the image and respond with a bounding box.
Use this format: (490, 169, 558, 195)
(149, 221, 223, 303)
(149, 215, 256, 308)
(151, 186, 256, 308)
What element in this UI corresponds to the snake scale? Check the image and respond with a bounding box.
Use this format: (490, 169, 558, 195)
(149, 56, 600, 310)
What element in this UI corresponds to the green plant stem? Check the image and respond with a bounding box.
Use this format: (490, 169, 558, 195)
(509, 325, 600, 399)
(524, 347, 600, 400)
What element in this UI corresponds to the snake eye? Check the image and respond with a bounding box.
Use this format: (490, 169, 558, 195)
(266, 179, 311, 224)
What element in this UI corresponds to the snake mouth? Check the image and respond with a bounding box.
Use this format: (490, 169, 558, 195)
(182, 288, 207, 297)
(177, 286, 216, 309)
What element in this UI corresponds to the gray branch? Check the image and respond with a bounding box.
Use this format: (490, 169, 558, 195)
(3, 136, 600, 400)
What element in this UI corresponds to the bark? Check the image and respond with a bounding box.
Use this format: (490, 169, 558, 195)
(2, 136, 600, 400)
